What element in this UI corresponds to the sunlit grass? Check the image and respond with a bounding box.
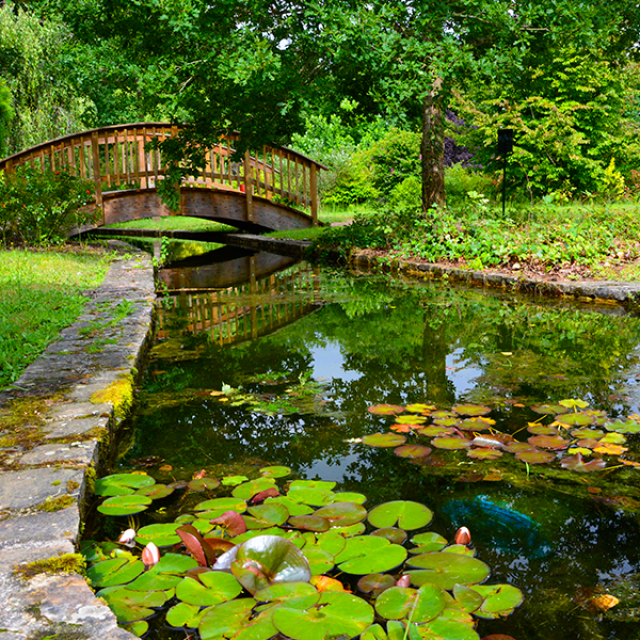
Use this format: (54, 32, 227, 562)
(0, 247, 113, 388)
(104, 216, 236, 232)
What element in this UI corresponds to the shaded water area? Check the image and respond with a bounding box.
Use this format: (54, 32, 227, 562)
(102, 248, 640, 639)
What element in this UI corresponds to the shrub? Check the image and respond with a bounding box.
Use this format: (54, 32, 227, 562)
(0, 165, 97, 246)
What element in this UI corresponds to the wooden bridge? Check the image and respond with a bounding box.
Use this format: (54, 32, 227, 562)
(0, 123, 326, 233)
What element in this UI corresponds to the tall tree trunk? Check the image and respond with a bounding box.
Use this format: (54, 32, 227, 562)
(421, 77, 446, 214)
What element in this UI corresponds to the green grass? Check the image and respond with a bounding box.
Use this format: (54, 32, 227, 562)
(103, 216, 236, 232)
(0, 247, 114, 389)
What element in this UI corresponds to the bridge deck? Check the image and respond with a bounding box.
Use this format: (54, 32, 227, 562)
(0, 123, 326, 233)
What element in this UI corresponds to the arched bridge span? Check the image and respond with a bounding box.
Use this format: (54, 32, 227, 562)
(0, 123, 326, 233)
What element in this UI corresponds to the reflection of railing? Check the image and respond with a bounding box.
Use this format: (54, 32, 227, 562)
(157, 263, 322, 346)
(0, 123, 325, 225)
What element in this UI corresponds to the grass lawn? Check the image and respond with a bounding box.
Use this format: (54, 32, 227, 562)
(0, 246, 114, 389)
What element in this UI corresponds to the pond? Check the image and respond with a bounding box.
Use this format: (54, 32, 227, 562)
(86, 248, 640, 640)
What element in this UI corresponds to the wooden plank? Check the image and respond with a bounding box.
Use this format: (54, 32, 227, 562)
(310, 164, 318, 226)
(244, 149, 254, 222)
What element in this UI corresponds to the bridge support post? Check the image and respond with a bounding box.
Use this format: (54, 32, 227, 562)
(244, 150, 254, 223)
(91, 131, 104, 223)
(310, 164, 318, 226)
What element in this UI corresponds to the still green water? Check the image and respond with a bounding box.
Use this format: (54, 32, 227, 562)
(112, 256, 640, 639)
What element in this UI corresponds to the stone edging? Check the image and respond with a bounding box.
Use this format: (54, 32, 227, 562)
(0, 246, 155, 640)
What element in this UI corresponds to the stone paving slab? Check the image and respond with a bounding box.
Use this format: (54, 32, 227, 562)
(0, 245, 154, 640)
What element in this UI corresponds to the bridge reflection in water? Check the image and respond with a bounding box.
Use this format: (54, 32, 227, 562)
(157, 250, 322, 346)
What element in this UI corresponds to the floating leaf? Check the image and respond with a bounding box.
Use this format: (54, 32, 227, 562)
(198, 598, 257, 640)
(527, 435, 569, 450)
(248, 503, 289, 527)
(368, 501, 433, 530)
(166, 602, 201, 628)
(222, 475, 249, 486)
(368, 404, 405, 415)
(395, 415, 427, 425)
(98, 586, 167, 623)
(410, 532, 448, 554)
(97, 494, 153, 516)
(357, 573, 396, 595)
(458, 417, 494, 432)
(95, 473, 155, 497)
(407, 552, 490, 589)
(394, 444, 432, 459)
(405, 403, 436, 414)
(561, 454, 606, 472)
(571, 428, 604, 440)
(559, 399, 589, 410)
(266, 496, 314, 516)
(531, 404, 569, 415)
(289, 515, 330, 532)
(314, 502, 368, 527)
(335, 536, 407, 574)
(188, 477, 221, 492)
(194, 497, 247, 514)
(604, 420, 640, 434)
(470, 584, 524, 618)
(375, 584, 446, 623)
(452, 404, 492, 417)
(176, 572, 243, 607)
(419, 618, 481, 640)
(254, 581, 320, 609)
(515, 449, 555, 464)
(371, 528, 408, 545)
(330, 491, 367, 505)
(232, 478, 277, 501)
(433, 417, 460, 428)
(432, 437, 471, 450)
(556, 413, 594, 427)
(362, 433, 407, 447)
(87, 557, 145, 588)
(526, 424, 557, 435)
(418, 425, 454, 437)
(503, 441, 535, 454)
(287, 486, 335, 507)
(271, 591, 374, 640)
(467, 448, 503, 460)
(136, 523, 181, 547)
(453, 584, 483, 613)
(260, 466, 291, 478)
(600, 432, 627, 444)
(210, 510, 247, 536)
(594, 443, 627, 456)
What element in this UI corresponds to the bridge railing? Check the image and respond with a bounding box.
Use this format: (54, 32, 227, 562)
(0, 123, 325, 225)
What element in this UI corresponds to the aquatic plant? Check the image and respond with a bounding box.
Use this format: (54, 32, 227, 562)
(84, 467, 523, 639)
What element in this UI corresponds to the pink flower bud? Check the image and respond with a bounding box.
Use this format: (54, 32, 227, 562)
(141, 542, 160, 569)
(454, 526, 471, 546)
(396, 575, 411, 588)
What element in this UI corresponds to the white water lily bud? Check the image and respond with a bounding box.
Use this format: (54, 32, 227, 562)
(117, 528, 137, 547)
(142, 542, 160, 569)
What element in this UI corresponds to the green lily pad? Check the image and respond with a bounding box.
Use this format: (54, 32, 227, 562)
(361, 624, 389, 640)
(406, 403, 436, 414)
(527, 434, 569, 450)
(571, 428, 605, 439)
(362, 433, 407, 447)
(526, 424, 558, 435)
(452, 404, 492, 416)
(407, 552, 490, 589)
(600, 432, 627, 444)
(394, 444, 432, 459)
(371, 527, 408, 545)
(98, 586, 168, 623)
(418, 425, 454, 437)
(289, 480, 337, 491)
(257, 466, 290, 478)
(375, 584, 446, 622)
(395, 415, 427, 425)
(432, 437, 471, 450)
(453, 584, 484, 613)
(556, 412, 595, 427)
(97, 494, 153, 517)
(193, 497, 247, 513)
(198, 598, 257, 640)
(433, 417, 460, 428)
(303, 530, 347, 557)
(515, 448, 555, 464)
(95, 473, 155, 497)
(287, 486, 336, 507)
(605, 420, 640, 434)
(467, 448, 503, 460)
(368, 501, 433, 530)
(248, 503, 289, 527)
(419, 617, 481, 640)
(136, 523, 181, 547)
(266, 496, 314, 516)
(559, 398, 589, 409)
(368, 404, 405, 415)
(314, 502, 368, 527)
(531, 404, 569, 415)
(329, 491, 367, 505)
(222, 475, 249, 486)
(272, 591, 374, 640)
(135, 482, 175, 500)
(302, 547, 335, 575)
(471, 584, 524, 618)
(232, 478, 277, 501)
(410, 532, 448, 554)
(289, 515, 330, 532)
(166, 602, 201, 628)
(254, 581, 320, 609)
(335, 536, 407, 574)
(458, 418, 493, 432)
(176, 572, 243, 607)
(87, 557, 145, 588)
(123, 620, 149, 637)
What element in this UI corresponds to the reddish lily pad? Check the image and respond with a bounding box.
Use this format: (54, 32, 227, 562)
(135, 483, 175, 500)
(210, 510, 247, 536)
(314, 502, 367, 527)
(362, 433, 407, 447)
(526, 424, 557, 436)
(394, 444, 432, 459)
(458, 418, 494, 432)
(531, 404, 569, 415)
(503, 441, 536, 454)
(289, 515, 330, 532)
(515, 449, 555, 464)
(370, 528, 408, 545)
(527, 434, 569, 450)
(452, 404, 492, 417)
(432, 437, 471, 450)
(187, 477, 221, 492)
(561, 454, 607, 472)
(357, 573, 396, 595)
(367, 404, 405, 415)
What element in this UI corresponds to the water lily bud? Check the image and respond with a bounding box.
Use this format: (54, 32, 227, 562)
(142, 542, 160, 569)
(117, 528, 137, 547)
(396, 575, 411, 588)
(454, 526, 471, 546)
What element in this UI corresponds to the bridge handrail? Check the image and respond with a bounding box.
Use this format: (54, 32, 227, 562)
(0, 123, 327, 225)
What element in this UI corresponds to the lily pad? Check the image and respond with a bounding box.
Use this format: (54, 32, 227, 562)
(515, 449, 555, 464)
(248, 503, 290, 527)
(410, 532, 448, 554)
(459, 418, 494, 432)
(371, 527, 408, 545)
(470, 584, 524, 618)
(431, 437, 471, 450)
(531, 403, 569, 415)
(368, 501, 433, 530)
(97, 494, 153, 516)
(394, 444, 432, 459)
(272, 591, 374, 640)
(467, 448, 503, 460)
(95, 473, 155, 497)
(526, 424, 558, 436)
(527, 434, 569, 450)
(561, 454, 606, 472)
(571, 428, 605, 439)
(188, 477, 221, 492)
(418, 425, 454, 437)
(556, 413, 595, 427)
(232, 478, 277, 501)
(176, 572, 243, 607)
(98, 586, 168, 623)
(375, 584, 446, 623)
(368, 404, 405, 415)
(193, 497, 247, 514)
(362, 433, 407, 447)
(407, 552, 490, 589)
(254, 581, 320, 609)
(136, 523, 181, 547)
(405, 403, 436, 414)
(266, 496, 314, 516)
(419, 618, 481, 640)
(357, 573, 396, 595)
(87, 557, 145, 588)
(314, 502, 368, 527)
(335, 536, 407, 574)
(260, 465, 291, 478)
(166, 602, 201, 628)
(395, 415, 427, 425)
(452, 404, 492, 416)
(287, 486, 336, 507)
(198, 598, 257, 640)
(289, 515, 330, 532)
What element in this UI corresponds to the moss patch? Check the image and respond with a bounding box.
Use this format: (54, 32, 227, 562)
(90, 375, 134, 422)
(36, 495, 76, 512)
(15, 553, 86, 579)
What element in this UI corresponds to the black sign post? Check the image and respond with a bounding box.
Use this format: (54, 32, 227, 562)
(497, 129, 514, 217)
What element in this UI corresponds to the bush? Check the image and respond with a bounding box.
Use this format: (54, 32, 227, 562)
(445, 164, 496, 205)
(0, 165, 97, 246)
